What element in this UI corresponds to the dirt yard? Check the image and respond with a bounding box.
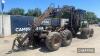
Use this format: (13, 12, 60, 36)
(0, 25, 100, 56)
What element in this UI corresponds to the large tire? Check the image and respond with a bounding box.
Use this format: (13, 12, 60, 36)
(89, 28, 94, 37)
(45, 32, 62, 51)
(80, 28, 90, 39)
(61, 29, 73, 46)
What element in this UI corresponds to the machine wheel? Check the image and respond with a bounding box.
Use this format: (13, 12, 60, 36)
(61, 29, 73, 47)
(45, 32, 62, 51)
(89, 28, 94, 37)
(80, 28, 90, 39)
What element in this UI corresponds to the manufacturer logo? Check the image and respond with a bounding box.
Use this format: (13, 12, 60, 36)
(77, 48, 95, 53)
(15, 27, 31, 32)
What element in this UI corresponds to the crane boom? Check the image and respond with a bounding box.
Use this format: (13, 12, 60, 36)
(33, 8, 53, 29)
(20, 8, 53, 43)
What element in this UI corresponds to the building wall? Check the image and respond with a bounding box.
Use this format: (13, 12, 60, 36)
(11, 15, 34, 34)
(4, 15, 11, 36)
(0, 15, 11, 37)
(0, 15, 34, 37)
(0, 15, 66, 37)
(0, 15, 3, 37)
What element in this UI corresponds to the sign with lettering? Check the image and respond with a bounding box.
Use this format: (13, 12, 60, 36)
(15, 27, 31, 32)
(11, 16, 33, 34)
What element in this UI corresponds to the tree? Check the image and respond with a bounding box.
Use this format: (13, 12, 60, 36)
(85, 12, 97, 24)
(0, 11, 8, 15)
(26, 8, 42, 17)
(25, 9, 34, 16)
(0, 12, 2, 15)
(8, 8, 24, 15)
(33, 8, 42, 17)
(96, 18, 100, 23)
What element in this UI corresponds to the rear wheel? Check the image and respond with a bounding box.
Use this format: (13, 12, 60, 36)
(80, 28, 90, 39)
(89, 28, 94, 37)
(45, 32, 62, 51)
(61, 29, 73, 46)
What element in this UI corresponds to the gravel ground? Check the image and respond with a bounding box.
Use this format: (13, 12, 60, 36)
(0, 25, 100, 56)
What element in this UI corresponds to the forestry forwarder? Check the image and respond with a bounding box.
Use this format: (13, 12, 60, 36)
(12, 5, 94, 51)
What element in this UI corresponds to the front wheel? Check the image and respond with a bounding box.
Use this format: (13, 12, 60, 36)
(45, 32, 62, 51)
(61, 29, 73, 47)
(80, 28, 90, 39)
